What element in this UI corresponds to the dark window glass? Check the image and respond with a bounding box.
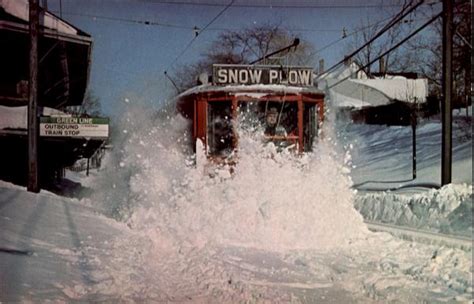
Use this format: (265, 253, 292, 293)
(207, 101, 234, 156)
(303, 103, 319, 151)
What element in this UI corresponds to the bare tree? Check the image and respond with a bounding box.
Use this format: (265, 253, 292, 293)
(345, 15, 404, 76)
(401, 1, 471, 105)
(64, 91, 102, 116)
(345, 1, 471, 113)
(172, 23, 316, 92)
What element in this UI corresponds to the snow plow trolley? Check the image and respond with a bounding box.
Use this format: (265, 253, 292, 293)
(177, 64, 325, 161)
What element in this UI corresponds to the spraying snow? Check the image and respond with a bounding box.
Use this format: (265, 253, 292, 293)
(93, 103, 368, 252)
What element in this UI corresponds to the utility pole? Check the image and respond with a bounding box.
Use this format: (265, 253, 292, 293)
(441, 0, 453, 186)
(28, 0, 40, 193)
(411, 99, 417, 180)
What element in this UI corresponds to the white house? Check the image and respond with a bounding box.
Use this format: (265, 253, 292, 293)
(316, 61, 429, 125)
(317, 62, 428, 109)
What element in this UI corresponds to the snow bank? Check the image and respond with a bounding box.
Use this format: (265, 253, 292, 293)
(354, 184, 473, 237)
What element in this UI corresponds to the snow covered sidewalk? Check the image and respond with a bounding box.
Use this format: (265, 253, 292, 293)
(0, 182, 129, 302)
(1, 180, 472, 303)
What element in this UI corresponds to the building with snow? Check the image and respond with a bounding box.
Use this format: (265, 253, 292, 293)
(317, 61, 428, 125)
(0, 0, 107, 187)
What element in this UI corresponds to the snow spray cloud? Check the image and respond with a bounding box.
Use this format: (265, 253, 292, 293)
(94, 100, 368, 252)
(88, 100, 192, 220)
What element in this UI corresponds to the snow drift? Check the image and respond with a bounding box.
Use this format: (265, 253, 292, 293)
(355, 184, 473, 237)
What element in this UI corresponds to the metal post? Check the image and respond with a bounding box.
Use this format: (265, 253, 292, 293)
(86, 158, 90, 176)
(412, 101, 417, 180)
(441, 0, 453, 185)
(27, 0, 40, 193)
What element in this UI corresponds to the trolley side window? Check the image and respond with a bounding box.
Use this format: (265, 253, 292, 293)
(303, 103, 319, 151)
(207, 101, 234, 156)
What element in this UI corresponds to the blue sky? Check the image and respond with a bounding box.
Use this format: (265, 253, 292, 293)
(44, 0, 439, 116)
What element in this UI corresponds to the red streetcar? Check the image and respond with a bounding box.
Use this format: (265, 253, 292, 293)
(177, 64, 325, 162)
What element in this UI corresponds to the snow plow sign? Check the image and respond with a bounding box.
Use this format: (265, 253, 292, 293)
(213, 64, 313, 86)
(40, 117, 109, 138)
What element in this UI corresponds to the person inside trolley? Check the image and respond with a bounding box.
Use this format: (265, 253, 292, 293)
(264, 107, 287, 136)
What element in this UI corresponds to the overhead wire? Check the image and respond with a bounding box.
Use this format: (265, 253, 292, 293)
(164, 0, 235, 83)
(315, 0, 426, 80)
(309, 14, 398, 58)
(54, 11, 345, 33)
(54, 0, 441, 91)
(328, 11, 442, 90)
(137, 0, 407, 9)
(55, 11, 194, 29)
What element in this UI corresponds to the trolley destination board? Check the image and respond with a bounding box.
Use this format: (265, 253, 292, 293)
(40, 117, 109, 138)
(213, 64, 313, 87)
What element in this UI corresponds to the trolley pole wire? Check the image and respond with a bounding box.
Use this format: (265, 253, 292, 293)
(328, 11, 442, 90)
(249, 38, 300, 65)
(315, 0, 425, 80)
(164, 0, 234, 74)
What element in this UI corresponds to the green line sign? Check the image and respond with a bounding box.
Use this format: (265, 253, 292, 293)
(40, 116, 109, 138)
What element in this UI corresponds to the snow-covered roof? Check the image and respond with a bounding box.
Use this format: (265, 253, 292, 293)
(351, 78, 428, 103)
(1, 0, 78, 35)
(318, 62, 368, 81)
(0, 105, 70, 130)
(178, 84, 323, 100)
(329, 89, 372, 109)
(317, 63, 428, 108)
(326, 78, 394, 109)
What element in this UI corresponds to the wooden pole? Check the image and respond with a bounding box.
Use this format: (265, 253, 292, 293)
(27, 0, 40, 193)
(441, 0, 453, 185)
(412, 100, 417, 180)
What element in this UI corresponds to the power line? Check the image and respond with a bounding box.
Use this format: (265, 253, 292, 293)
(310, 14, 397, 57)
(312, 14, 432, 57)
(315, 0, 426, 80)
(328, 11, 442, 90)
(55, 11, 344, 32)
(455, 30, 472, 49)
(55, 11, 193, 29)
(164, 0, 235, 76)
(138, 0, 406, 9)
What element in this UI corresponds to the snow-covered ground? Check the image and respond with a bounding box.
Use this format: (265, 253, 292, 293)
(336, 108, 472, 238)
(0, 104, 472, 302)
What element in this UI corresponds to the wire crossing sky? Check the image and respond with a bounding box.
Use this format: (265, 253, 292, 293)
(45, 0, 441, 115)
(165, 0, 235, 72)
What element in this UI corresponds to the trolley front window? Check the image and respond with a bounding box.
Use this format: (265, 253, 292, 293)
(204, 97, 322, 157)
(238, 100, 298, 149)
